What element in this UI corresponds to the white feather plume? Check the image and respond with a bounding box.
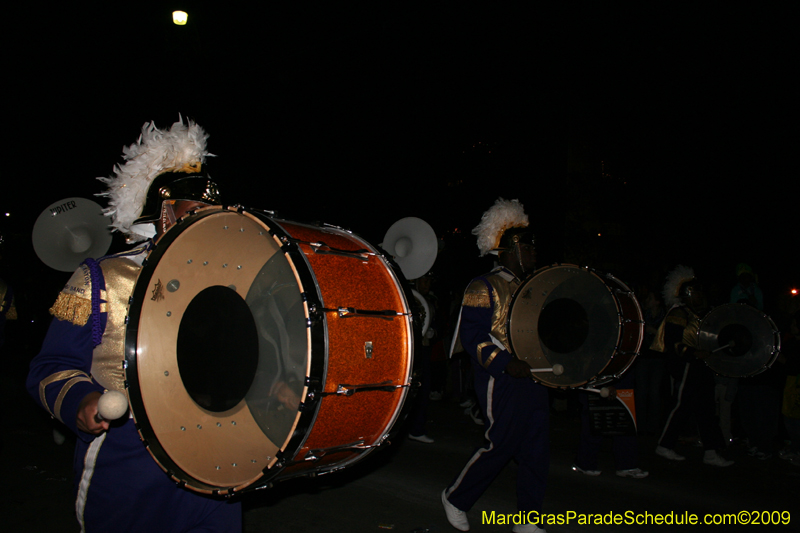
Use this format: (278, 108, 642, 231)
(472, 198, 529, 256)
(96, 117, 212, 242)
(663, 264, 695, 307)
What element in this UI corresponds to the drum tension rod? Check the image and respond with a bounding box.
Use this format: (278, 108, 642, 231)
(303, 437, 389, 462)
(319, 381, 411, 397)
(280, 236, 374, 261)
(323, 307, 407, 320)
(303, 442, 364, 462)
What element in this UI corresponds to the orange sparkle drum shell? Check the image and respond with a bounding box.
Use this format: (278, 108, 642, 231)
(274, 220, 414, 477)
(124, 207, 413, 494)
(507, 264, 643, 388)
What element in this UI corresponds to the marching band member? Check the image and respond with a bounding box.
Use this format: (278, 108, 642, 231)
(652, 265, 733, 467)
(442, 198, 549, 533)
(26, 119, 241, 532)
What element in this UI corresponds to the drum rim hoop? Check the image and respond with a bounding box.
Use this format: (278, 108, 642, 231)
(506, 263, 642, 389)
(124, 206, 327, 493)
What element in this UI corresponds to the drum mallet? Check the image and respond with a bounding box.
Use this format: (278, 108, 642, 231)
(712, 341, 736, 353)
(94, 390, 129, 422)
(583, 387, 613, 398)
(529, 363, 564, 376)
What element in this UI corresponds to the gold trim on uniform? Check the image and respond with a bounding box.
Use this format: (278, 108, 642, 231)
(1, 280, 16, 320)
(650, 319, 666, 353)
(5, 301, 16, 320)
(650, 306, 700, 355)
(54, 376, 93, 422)
(467, 269, 522, 370)
(0, 281, 14, 319)
(458, 268, 521, 370)
(91, 257, 142, 393)
(462, 281, 491, 309)
(50, 293, 93, 326)
(666, 314, 688, 327)
(39, 370, 91, 418)
(486, 273, 519, 352)
(49, 264, 108, 326)
(483, 347, 501, 369)
(476, 341, 493, 365)
(681, 308, 701, 350)
(44, 255, 141, 406)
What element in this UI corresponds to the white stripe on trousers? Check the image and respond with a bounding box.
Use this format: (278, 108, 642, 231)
(659, 363, 690, 446)
(446, 376, 496, 500)
(76, 432, 107, 533)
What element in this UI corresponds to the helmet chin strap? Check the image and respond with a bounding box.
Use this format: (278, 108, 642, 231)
(515, 241, 536, 276)
(514, 243, 526, 276)
(157, 201, 178, 238)
(500, 242, 526, 279)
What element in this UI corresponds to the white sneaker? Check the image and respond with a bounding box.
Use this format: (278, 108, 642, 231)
(465, 405, 484, 426)
(616, 468, 649, 479)
(408, 434, 434, 444)
(512, 522, 546, 532)
(441, 490, 469, 531)
(655, 446, 685, 461)
(703, 450, 734, 467)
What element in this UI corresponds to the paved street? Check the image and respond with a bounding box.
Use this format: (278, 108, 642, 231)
(5, 374, 799, 532)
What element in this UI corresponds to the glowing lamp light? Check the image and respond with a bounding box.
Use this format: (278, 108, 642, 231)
(173, 11, 188, 25)
(792, 288, 798, 296)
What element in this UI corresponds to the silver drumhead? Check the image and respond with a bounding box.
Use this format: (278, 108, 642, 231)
(698, 303, 780, 377)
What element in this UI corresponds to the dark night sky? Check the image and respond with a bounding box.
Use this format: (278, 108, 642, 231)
(3, 4, 798, 316)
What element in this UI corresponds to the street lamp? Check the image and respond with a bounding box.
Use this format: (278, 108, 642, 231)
(173, 11, 188, 25)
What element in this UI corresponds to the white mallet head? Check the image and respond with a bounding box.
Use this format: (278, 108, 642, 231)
(97, 390, 129, 420)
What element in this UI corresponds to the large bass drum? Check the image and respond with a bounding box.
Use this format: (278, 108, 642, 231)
(507, 264, 643, 388)
(698, 303, 780, 377)
(124, 206, 414, 494)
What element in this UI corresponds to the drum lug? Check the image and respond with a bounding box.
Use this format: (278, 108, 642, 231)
(305, 377, 323, 391)
(278, 235, 293, 251)
(303, 295, 324, 326)
(302, 440, 368, 462)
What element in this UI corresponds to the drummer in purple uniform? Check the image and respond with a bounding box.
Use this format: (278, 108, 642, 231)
(442, 198, 549, 533)
(26, 119, 242, 532)
(652, 265, 734, 467)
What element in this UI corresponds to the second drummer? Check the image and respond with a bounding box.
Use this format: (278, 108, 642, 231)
(442, 198, 549, 533)
(652, 265, 734, 467)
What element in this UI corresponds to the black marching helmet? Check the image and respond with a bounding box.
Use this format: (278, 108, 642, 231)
(135, 167, 222, 225)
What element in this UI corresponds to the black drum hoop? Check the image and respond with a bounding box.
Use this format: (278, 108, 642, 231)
(124, 206, 327, 494)
(698, 303, 781, 378)
(506, 264, 643, 389)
